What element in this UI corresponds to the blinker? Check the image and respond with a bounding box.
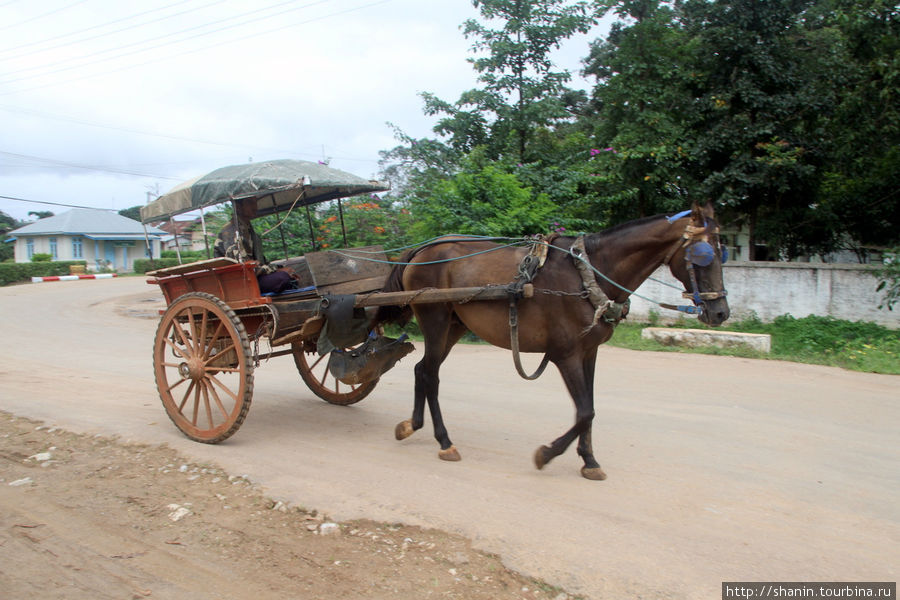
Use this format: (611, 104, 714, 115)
(686, 241, 715, 267)
(721, 245, 729, 264)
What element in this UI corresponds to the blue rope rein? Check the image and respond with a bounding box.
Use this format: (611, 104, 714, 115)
(327, 235, 530, 266)
(324, 228, 699, 315)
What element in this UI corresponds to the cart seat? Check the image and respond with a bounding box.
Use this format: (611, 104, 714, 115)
(304, 246, 391, 295)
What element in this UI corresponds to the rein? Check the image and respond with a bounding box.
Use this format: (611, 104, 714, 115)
(506, 215, 727, 381)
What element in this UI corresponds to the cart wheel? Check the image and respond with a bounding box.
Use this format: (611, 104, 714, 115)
(153, 292, 253, 443)
(291, 342, 377, 406)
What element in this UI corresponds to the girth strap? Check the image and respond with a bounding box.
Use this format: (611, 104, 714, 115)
(507, 237, 552, 380)
(508, 298, 551, 380)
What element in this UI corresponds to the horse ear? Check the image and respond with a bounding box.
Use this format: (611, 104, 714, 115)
(690, 201, 704, 222)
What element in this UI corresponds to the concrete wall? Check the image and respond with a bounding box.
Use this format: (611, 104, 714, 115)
(629, 262, 899, 329)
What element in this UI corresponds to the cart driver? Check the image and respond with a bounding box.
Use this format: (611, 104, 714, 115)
(213, 198, 294, 294)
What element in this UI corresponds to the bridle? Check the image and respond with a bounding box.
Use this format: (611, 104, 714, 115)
(662, 213, 728, 313)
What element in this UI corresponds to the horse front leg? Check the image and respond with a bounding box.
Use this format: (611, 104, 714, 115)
(394, 307, 466, 461)
(576, 348, 605, 480)
(534, 350, 606, 480)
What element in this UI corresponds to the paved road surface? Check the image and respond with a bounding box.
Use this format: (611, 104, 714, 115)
(1, 277, 897, 599)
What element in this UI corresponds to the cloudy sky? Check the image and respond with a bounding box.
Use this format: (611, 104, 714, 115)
(1, 0, 611, 222)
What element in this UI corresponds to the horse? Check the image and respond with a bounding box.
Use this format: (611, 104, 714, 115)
(373, 202, 730, 480)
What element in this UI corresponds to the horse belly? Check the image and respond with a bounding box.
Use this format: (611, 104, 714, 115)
(453, 301, 549, 352)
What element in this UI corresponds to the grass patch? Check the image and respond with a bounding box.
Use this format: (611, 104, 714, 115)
(607, 314, 900, 375)
(384, 313, 898, 375)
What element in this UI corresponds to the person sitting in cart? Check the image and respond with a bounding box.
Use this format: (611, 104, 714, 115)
(213, 198, 295, 294)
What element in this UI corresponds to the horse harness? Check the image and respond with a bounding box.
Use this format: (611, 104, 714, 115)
(506, 235, 630, 380)
(660, 219, 728, 312)
(505, 216, 728, 380)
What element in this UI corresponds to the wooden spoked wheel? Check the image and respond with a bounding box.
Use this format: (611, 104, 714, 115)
(153, 292, 253, 443)
(291, 341, 377, 406)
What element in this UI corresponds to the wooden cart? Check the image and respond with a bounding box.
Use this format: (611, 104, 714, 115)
(141, 160, 526, 443)
(147, 248, 522, 443)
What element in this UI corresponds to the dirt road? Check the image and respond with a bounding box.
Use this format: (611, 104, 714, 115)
(1, 277, 897, 599)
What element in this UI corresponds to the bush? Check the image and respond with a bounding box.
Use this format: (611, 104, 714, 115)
(134, 258, 182, 274)
(31, 253, 52, 262)
(0, 261, 87, 286)
(161, 250, 208, 261)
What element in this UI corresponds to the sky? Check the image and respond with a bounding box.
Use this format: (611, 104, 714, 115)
(0, 0, 612, 223)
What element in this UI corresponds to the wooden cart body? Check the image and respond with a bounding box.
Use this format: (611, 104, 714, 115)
(141, 159, 529, 443)
(147, 247, 525, 443)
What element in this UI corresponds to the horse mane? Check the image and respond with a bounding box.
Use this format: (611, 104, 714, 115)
(580, 213, 670, 255)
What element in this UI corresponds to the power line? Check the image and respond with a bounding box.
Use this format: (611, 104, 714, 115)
(0, 0, 328, 83)
(0, 0, 394, 96)
(0, 0, 221, 61)
(0, 0, 89, 33)
(0, 103, 377, 162)
(0, 194, 117, 211)
(1, 150, 184, 180)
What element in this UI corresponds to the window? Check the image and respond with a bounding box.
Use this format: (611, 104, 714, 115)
(72, 236, 83, 258)
(49, 237, 58, 259)
(26, 238, 34, 259)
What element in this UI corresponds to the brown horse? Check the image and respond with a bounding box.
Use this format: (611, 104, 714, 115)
(374, 202, 730, 480)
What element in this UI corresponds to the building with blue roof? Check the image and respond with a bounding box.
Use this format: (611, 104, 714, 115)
(5, 208, 166, 272)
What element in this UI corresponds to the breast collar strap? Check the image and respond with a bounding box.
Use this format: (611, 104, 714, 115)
(570, 237, 630, 327)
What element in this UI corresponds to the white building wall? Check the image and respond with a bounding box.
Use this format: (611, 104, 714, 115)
(13, 235, 161, 272)
(629, 262, 898, 329)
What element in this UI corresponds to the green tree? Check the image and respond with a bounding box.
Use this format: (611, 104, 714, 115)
(678, 0, 840, 259)
(407, 150, 557, 238)
(379, 0, 599, 242)
(118, 206, 143, 221)
(0, 210, 20, 262)
(582, 0, 695, 222)
(423, 0, 597, 163)
(819, 0, 900, 257)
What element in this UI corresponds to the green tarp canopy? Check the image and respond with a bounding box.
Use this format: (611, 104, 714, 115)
(140, 159, 390, 223)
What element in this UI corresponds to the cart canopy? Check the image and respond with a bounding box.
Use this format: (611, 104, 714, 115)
(140, 159, 390, 223)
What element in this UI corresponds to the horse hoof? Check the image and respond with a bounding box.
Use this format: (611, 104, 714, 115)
(534, 445, 552, 470)
(438, 445, 461, 462)
(395, 420, 414, 441)
(581, 466, 607, 481)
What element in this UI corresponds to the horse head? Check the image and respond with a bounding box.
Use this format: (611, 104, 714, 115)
(666, 202, 731, 326)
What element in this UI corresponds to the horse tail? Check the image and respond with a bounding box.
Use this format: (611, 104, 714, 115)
(373, 250, 414, 326)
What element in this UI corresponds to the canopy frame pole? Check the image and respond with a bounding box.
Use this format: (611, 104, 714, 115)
(279, 226, 288, 259)
(141, 224, 153, 261)
(338, 198, 348, 247)
(199, 206, 210, 259)
(172, 220, 183, 265)
(231, 199, 247, 263)
(305, 205, 317, 252)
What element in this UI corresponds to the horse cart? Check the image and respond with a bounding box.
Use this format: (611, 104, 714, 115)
(141, 160, 525, 444)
